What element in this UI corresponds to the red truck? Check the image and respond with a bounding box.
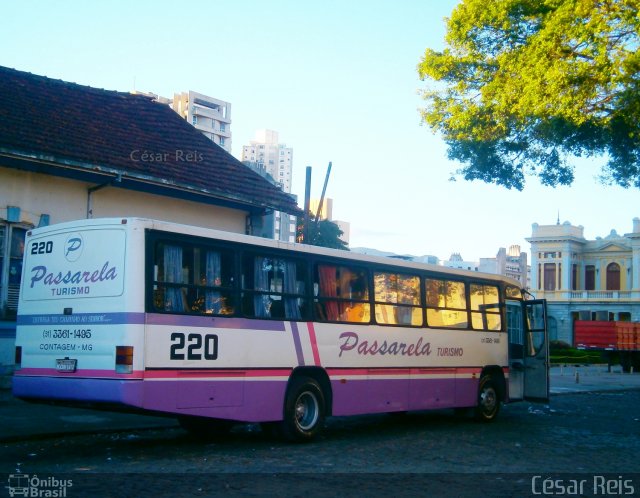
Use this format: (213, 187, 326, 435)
(574, 320, 640, 372)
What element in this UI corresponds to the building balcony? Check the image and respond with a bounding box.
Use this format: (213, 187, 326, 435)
(193, 104, 231, 123)
(534, 289, 640, 301)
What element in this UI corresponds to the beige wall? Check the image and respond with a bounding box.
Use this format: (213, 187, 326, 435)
(0, 166, 247, 232)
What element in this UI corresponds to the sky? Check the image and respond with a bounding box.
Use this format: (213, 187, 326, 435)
(1, 0, 637, 261)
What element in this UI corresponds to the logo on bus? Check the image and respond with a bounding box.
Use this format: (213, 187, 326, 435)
(64, 234, 83, 262)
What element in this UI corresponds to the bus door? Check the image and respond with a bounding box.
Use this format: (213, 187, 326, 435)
(506, 300, 549, 402)
(506, 301, 525, 400)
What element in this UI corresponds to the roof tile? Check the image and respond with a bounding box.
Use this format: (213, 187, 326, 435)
(0, 66, 300, 214)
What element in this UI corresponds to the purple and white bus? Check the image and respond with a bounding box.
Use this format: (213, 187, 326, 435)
(13, 218, 548, 441)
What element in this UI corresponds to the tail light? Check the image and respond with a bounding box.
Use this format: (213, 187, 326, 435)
(115, 346, 134, 374)
(15, 346, 22, 370)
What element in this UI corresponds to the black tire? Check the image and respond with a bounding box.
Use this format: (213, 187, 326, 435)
(280, 376, 325, 442)
(474, 375, 501, 422)
(178, 415, 234, 440)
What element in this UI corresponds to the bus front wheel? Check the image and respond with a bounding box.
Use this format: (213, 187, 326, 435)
(280, 376, 325, 442)
(474, 375, 500, 422)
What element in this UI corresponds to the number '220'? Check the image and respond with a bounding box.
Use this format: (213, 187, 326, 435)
(170, 332, 219, 360)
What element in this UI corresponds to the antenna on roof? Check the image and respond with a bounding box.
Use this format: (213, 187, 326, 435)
(557, 210, 560, 225)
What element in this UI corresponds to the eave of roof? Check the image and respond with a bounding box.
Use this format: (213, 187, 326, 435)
(0, 149, 285, 214)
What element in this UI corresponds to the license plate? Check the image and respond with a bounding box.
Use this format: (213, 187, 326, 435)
(56, 358, 77, 373)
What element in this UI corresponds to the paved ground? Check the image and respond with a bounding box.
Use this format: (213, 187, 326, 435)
(548, 363, 640, 393)
(1, 365, 639, 442)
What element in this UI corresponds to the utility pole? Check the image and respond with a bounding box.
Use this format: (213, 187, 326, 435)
(303, 166, 312, 243)
(314, 161, 332, 231)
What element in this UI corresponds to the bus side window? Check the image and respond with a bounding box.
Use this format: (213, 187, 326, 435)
(425, 278, 468, 329)
(242, 254, 307, 320)
(374, 272, 422, 326)
(505, 285, 522, 300)
(152, 242, 236, 316)
(470, 284, 502, 331)
(156, 243, 186, 312)
(314, 264, 370, 323)
(198, 248, 236, 316)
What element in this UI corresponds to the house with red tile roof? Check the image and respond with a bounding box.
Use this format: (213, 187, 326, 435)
(0, 66, 301, 377)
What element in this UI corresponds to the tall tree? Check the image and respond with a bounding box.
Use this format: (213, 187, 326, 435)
(418, 0, 640, 190)
(297, 215, 349, 250)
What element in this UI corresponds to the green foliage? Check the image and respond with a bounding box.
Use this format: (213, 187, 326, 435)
(418, 0, 640, 190)
(297, 215, 349, 250)
(550, 343, 605, 364)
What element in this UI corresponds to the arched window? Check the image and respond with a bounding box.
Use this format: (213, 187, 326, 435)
(606, 262, 621, 291)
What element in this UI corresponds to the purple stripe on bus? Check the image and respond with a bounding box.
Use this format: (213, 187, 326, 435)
(329, 376, 479, 416)
(17, 312, 146, 326)
(141, 379, 286, 422)
(12, 376, 144, 406)
(145, 314, 286, 331)
(12, 375, 482, 424)
(290, 321, 305, 366)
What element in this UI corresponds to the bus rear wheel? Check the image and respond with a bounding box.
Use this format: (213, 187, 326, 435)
(474, 375, 500, 422)
(280, 376, 325, 442)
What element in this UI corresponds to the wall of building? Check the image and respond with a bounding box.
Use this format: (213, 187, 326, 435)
(91, 187, 246, 231)
(0, 167, 247, 231)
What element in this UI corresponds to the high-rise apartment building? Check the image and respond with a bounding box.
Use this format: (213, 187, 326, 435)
(242, 130, 292, 192)
(479, 245, 529, 288)
(172, 91, 232, 153)
(133, 90, 233, 153)
(242, 130, 296, 242)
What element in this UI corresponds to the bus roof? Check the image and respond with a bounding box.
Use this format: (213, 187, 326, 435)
(29, 217, 525, 288)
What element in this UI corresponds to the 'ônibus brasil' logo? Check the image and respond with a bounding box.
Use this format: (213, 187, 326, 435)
(64, 233, 83, 262)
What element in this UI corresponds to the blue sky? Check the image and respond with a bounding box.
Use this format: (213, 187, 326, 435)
(2, 0, 637, 261)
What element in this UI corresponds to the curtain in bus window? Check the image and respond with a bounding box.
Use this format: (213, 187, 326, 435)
(318, 265, 339, 321)
(253, 256, 270, 317)
(338, 267, 369, 322)
(337, 268, 353, 320)
(205, 250, 222, 314)
(164, 245, 184, 312)
(283, 260, 301, 320)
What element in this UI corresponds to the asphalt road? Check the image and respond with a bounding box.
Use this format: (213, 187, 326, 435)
(2, 383, 639, 498)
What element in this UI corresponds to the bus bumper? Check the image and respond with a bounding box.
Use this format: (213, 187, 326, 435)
(12, 375, 144, 408)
